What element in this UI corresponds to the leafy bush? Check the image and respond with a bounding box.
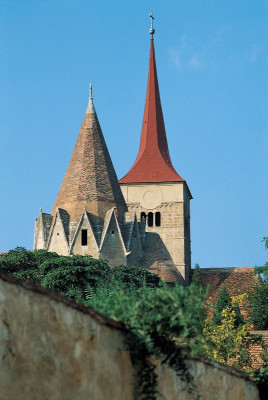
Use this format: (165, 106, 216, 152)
(0, 248, 161, 299)
(201, 307, 263, 370)
(0, 247, 58, 277)
(85, 281, 207, 399)
(253, 366, 268, 400)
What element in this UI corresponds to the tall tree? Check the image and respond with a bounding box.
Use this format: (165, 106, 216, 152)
(213, 286, 244, 327)
(248, 237, 268, 330)
(191, 263, 206, 297)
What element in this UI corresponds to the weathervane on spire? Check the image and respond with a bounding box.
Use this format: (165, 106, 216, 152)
(89, 82, 93, 100)
(149, 11, 155, 37)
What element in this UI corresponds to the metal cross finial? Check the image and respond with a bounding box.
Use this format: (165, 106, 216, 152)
(149, 11, 155, 36)
(89, 83, 93, 99)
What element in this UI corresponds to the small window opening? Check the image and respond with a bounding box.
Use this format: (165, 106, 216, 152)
(148, 212, 153, 227)
(155, 212, 161, 227)
(141, 212, 146, 223)
(81, 229, 87, 246)
(111, 230, 115, 235)
(57, 233, 59, 236)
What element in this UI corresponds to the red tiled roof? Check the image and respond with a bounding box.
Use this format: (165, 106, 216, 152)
(119, 38, 184, 184)
(199, 267, 257, 300)
(198, 267, 258, 320)
(250, 331, 268, 369)
(149, 260, 183, 283)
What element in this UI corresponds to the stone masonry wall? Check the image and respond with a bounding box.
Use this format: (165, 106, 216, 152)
(120, 182, 191, 284)
(128, 201, 188, 281)
(0, 272, 259, 400)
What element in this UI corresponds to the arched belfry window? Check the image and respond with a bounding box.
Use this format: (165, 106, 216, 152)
(148, 212, 153, 227)
(155, 212, 161, 227)
(141, 212, 146, 223)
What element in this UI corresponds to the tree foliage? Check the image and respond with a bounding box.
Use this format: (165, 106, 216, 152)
(0, 247, 58, 277)
(191, 263, 206, 296)
(85, 281, 207, 399)
(247, 237, 268, 330)
(0, 247, 161, 299)
(255, 237, 268, 278)
(213, 286, 245, 327)
(198, 295, 266, 371)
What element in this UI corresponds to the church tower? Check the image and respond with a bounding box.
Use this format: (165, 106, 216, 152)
(34, 16, 191, 284)
(34, 85, 144, 266)
(119, 15, 192, 284)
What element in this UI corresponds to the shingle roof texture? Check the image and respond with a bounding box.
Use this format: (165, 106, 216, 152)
(200, 267, 257, 299)
(52, 105, 127, 223)
(149, 260, 183, 283)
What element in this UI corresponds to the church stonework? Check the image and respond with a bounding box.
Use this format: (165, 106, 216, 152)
(120, 183, 191, 284)
(34, 25, 192, 284)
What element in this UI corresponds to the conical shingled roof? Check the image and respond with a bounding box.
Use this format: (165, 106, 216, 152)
(52, 90, 128, 223)
(119, 38, 184, 184)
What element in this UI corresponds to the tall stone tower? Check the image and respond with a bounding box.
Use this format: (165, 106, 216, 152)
(119, 17, 192, 284)
(34, 86, 144, 266)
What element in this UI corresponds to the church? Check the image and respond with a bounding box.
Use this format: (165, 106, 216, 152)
(33, 19, 194, 285)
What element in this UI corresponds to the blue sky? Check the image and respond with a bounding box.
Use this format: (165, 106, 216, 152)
(1, 1, 267, 268)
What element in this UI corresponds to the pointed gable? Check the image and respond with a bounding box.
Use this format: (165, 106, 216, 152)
(47, 208, 70, 256)
(70, 209, 99, 258)
(99, 208, 127, 266)
(34, 209, 53, 250)
(119, 38, 184, 184)
(52, 88, 127, 223)
(125, 216, 143, 266)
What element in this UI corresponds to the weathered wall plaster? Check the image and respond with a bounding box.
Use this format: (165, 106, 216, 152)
(0, 272, 259, 400)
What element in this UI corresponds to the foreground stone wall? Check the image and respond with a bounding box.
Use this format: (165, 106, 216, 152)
(0, 272, 259, 400)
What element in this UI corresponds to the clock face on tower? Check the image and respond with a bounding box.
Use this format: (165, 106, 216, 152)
(141, 188, 163, 209)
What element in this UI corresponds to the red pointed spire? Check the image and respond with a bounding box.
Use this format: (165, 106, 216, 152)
(119, 36, 184, 184)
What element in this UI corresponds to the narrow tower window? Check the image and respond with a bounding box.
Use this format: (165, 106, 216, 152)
(155, 212, 161, 227)
(141, 212, 146, 223)
(81, 229, 87, 246)
(148, 212, 153, 227)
